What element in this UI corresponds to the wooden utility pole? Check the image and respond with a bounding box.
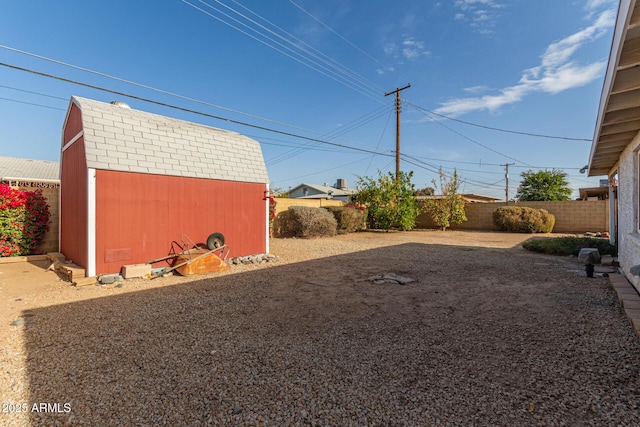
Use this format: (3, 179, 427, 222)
(502, 163, 515, 204)
(385, 83, 411, 180)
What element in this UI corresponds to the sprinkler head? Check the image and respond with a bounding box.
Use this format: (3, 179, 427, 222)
(585, 263, 595, 278)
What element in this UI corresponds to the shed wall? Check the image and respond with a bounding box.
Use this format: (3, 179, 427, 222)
(94, 170, 266, 275)
(60, 137, 88, 268)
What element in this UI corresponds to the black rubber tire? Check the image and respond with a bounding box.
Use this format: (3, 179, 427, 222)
(206, 232, 225, 250)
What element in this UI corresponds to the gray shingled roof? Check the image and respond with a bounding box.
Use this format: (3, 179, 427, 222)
(70, 96, 269, 184)
(0, 156, 60, 181)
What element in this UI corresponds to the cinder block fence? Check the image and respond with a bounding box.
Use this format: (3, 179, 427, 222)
(416, 200, 609, 233)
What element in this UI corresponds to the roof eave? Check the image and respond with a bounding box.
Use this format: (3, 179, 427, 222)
(588, 0, 637, 177)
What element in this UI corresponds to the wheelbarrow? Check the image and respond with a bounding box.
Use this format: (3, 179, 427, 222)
(147, 233, 230, 279)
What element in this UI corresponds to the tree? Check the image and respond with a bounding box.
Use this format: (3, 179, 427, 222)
(352, 170, 420, 231)
(423, 168, 467, 231)
(414, 187, 435, 196)
(516, 169, 572, 201)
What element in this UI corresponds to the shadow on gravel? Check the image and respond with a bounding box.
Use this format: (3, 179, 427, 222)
(21, 242, 640, 426)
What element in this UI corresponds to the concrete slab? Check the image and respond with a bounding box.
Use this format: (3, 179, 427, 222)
(622, 299, 640, 310)
(610, 274, 631, 289)
(625, 308, 640, 319)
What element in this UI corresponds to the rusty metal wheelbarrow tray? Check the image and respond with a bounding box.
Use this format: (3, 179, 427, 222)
(150, 246, 229, 278)
(172, 247, 230, 276)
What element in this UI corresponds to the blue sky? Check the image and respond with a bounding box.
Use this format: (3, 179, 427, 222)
(0, 0, 618, 199)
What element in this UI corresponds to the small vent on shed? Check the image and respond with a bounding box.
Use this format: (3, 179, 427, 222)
(110, 101, 131, 109)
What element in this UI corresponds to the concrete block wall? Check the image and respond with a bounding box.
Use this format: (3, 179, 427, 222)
(273, 198, 346, 217)
(416, 200, 608, 233)
(272, 198, 347, 238)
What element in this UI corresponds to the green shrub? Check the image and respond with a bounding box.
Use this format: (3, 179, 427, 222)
(523, 236, 617, 256)
(288, 206, 337, 238)
(493, 206, 555, 233)
(323, 206, 366, 234)
(352, 170, 419, 231)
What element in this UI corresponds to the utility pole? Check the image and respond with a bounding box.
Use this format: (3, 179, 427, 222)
(385, 83, 411, 180)
(502, 163, 515, 204)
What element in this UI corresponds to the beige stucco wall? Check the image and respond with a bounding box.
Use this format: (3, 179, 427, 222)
(416, 200, 608, 233)
(614, 131, 640, 290)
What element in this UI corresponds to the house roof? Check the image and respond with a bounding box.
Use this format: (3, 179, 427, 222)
(418, 193, 502, 203)
(588, 0, 640, 176)
(578, 187, 609, 200)
(0, 156, 60, 182)
(67, 97, 269, 184)
(290, 183, 357, 197)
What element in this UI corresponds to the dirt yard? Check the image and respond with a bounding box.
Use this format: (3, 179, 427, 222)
(1, 230, 639, 426)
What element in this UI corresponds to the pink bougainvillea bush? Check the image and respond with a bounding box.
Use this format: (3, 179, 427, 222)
(0, 184, 51, 256)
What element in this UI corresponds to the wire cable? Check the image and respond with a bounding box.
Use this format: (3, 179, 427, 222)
(227, 0, 385, 94)
(407, 100, 592, 142)
(0, 61, 396, 159)
(288, 0, 386, 69)
(0, 44, 384, 148)
(183, 0, 382, 102)
(406, 101, 532, 166)
(0, 96, 66, 111)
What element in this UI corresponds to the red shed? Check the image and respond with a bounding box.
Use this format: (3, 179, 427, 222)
(60, 96, 270, 276)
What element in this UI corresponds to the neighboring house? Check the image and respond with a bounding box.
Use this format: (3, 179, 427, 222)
(418, 193, 502, 203)
(0, 156, 60, 187)
(289, 179, 357, 201)
(587, 0, 640, 287)
(60, 96, 269, 276)
(578, 187, 609, 201)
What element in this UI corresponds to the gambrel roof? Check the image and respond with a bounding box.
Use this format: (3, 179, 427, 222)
(66, 96, 269, 184)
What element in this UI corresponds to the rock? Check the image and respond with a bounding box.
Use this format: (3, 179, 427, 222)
(631, 265, 640, 276)
(369, 273, 416, 285)
(98, 273, 123, 285)
(578, 248, 600, 265)
(232, 406, 243, 414)
(10, 319, 25, 327)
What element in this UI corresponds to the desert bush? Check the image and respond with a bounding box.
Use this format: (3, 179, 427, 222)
(493, 206, 555, 233)
(288, 206, 337, 238)
(0, 184, 51, 256)
(422, 168, 467, 230)
(323, 206, 366, 234)
(523, 236, 617, 256)
(352, 170, 419, 231)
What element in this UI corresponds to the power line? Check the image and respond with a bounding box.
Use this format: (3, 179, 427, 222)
(0, 61, 397, 159)
(0, 84, 68, 101)
(182, 0, 382, 102)
(228, 0, 384, 94)
(0, 96, 66, 111)
(407, 100, 591, 142)
(270, 157, 370, 184)
(406, 101, 532, 166)
(266, 104, 393, 166)
(288, 0, 386, 68)
(0, 44, 383, 149)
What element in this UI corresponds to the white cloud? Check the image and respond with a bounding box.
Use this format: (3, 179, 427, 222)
(454, 0, 505, 33)
(464, 85, 491, 94)
(434, 9, 615, 117)
(382, 37, 430, 62)
(402, 38, 431, 59)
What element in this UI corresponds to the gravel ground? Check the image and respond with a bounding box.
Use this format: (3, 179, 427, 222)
(2, 230, 640, 426)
